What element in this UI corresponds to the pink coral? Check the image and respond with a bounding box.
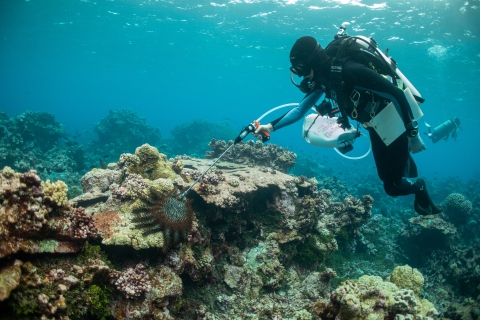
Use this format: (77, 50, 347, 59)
(69, 207, 98, 239)
(111, 174, 148, 200)
(111, 264, 152, 299)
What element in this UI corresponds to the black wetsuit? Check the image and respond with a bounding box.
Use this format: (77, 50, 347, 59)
(271, 59, 422, 197)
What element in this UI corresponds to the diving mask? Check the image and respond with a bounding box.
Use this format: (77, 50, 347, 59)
(290, 69, 315, 93)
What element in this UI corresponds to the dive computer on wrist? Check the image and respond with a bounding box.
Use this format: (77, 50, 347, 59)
(406, 121, 419, 138)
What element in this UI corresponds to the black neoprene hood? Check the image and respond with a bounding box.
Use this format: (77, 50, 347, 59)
(289, 36, 319, 67)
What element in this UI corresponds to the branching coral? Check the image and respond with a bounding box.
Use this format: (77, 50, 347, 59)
(69, 207, 98, 240)
(42, 179, 68, 207)
(111, 264, 152, 299)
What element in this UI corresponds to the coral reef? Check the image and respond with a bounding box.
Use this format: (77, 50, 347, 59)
(388, 264, 424, 294)
(318, 176, 352, 202)
(444, 242, 480, 298)
(167, 118, 238, 157)
(0, 111, 86, 194)
(0, 167, 97, 259)
(93, 108, 162, 155)
(118, 144, 178, 181)
(444, 192, 473, 225)
(314, 265, 438, 319)
(206, 139, 297, 173)
(400, 215, 458, 265)
(111, 263, 152, 299)
(6, 244, 113, 319)
(6, 135, 479, 319)
(42, 179, 69, 207)
(204, 238, 337, 319)
(1, 110, 66, 152)
(75, 145, 193, 252)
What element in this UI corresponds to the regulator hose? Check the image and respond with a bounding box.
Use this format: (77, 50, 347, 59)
(257, 103, 371, 160)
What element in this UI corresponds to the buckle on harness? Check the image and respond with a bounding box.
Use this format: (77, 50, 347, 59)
(350, 90, 361, 119)
(350, 90, 360, 107)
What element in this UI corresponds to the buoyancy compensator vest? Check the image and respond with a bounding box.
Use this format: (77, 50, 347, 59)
(322, 24, 425, 130)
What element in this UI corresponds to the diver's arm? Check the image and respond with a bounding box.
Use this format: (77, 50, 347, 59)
(269, 90, 324, 131)
(345, 62, 415, 127)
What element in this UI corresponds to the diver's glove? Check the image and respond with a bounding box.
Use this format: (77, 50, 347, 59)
(408, 135, 426, 154)
(337, 116, 352, 130)
(254, 123, 274, 141)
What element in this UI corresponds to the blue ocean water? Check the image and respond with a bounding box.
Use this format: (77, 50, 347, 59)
(1, 0, 479, 183)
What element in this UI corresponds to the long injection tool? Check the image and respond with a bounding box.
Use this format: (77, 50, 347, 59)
(178, 119, 270, 199)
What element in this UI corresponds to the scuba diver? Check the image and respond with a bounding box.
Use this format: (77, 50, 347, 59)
(424, 117, 461, 143)
(254, 29, 441, 216)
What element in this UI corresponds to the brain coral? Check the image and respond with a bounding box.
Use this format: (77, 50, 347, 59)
(444, 193, 472, 224)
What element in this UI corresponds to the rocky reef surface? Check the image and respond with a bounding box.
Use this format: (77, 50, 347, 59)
(0, 142, 450, 320)
(1, 110, 480, 319)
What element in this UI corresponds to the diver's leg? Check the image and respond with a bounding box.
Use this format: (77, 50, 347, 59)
(368, 128, 410, 191)
(368, 129, 440, 215)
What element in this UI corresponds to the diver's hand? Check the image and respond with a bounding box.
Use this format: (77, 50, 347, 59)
(253, 123, 273, 140)
(254, 123, 273, 134)
(337, 117, 351, 130)
(408, 135, 426, 154)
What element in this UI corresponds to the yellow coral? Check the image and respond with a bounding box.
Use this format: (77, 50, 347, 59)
(2, 166, 16, 179)
(42, 180, 68, 207)
(121, 144, 178, 181)
(148, 178, 175, 196)
(389, 264, 424, 294)
(135, 144, 177, 180)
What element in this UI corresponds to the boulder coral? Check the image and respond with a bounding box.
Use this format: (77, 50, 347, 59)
(388, 264, 424, 294)
(444, 193, 472, 225)
(118, 144, 178, 181)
